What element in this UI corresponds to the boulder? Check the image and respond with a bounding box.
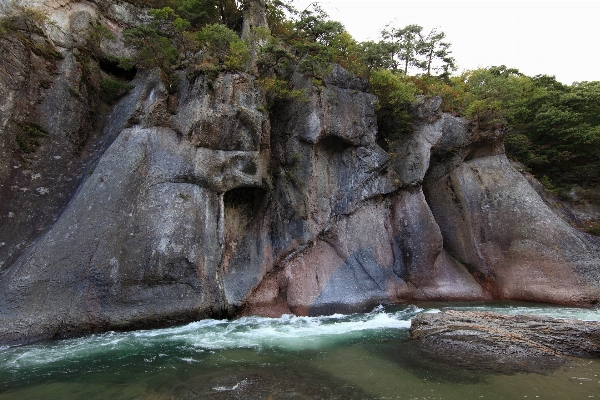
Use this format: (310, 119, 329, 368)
(411, 310, 600, 358)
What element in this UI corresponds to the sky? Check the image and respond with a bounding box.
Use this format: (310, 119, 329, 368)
(290, 0, 600, 84)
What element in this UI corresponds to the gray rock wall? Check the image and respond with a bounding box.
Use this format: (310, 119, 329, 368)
(0, 0, 143, 273)
(0, 0, 599, 345)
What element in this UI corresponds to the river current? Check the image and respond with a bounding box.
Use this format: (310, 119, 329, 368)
(1, 302, 599, 399)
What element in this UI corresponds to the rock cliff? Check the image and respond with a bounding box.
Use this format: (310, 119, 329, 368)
(1, 0, 599, 345)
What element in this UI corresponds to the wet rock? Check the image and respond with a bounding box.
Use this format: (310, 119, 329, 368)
(411, 310, 600, 360)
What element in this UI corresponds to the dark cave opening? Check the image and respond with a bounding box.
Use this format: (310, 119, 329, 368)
(317, 135, 355, 153)
(98, 57, 138, 81)
(224, 186, 267, 221)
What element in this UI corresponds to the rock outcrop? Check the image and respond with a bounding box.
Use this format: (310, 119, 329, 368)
(410, 310, 600, 365)
(0, 0, 141, 272)
(0, 0, 599, 345)
(424, 121, 600, 304)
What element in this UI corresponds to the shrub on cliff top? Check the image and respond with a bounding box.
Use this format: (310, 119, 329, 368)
(369, 69, 419, 143)
(123, 25, 178, 72)
(195, 23, 250, 71)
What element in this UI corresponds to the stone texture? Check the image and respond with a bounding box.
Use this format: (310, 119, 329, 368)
(241, 0, 268, 40)
(411, 310, 600, 358)
(0, 69, 272, 344)
(245, 188, 486, 316)
(172, 73, 269, 152)
(0, 25, 101, 272)
(424, 154, 600, 305)
(0, 1, 599, 346)
(0, 0, 147, 272)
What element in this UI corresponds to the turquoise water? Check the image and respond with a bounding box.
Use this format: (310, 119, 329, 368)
(1, 303, 599, 399)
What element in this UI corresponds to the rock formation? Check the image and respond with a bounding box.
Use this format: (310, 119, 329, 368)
(0, 0, 599, 345)
(410, 310, 600, 371)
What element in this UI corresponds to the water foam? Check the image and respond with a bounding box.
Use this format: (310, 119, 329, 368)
(2, 303, 597, 372)
(0, 305, 417, 370)
(213, 379, 249, 392)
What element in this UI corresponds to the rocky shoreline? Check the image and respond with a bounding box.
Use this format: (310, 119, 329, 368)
(410, 310, 600, 373)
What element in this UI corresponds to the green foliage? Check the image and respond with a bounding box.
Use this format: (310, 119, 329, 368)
(248, 27, 294, 75)
(177, 0, 219, 27)
(418, 28, 455, 77)
(0, 3, 47, 36)
(258, 76, 306, 109)
(88, 20, 114, 53)
(265, 0, 294, 37)
(329, 31, 364, 77)
(370, 69, 419, 106)
(286, 4, 344, 80)
(447, 66, 600, 195)
(451, 66, 529, 122)
(381, 24, 423, 74)
(68, 86, 82, 98)
(226, 39, 251, 70)
(448, 66, 531, 131)
(0, 4, 62, 60)
(100, 78, 133, 100)
(176, 0, 243, 31)
(16, 122, 48, 153)
(369, 69, 419, 141)
(380, 24, 455, 77)
(195, 23, 250, 71)
(292, 4, 344, 46)
(587, 225, 600, 236)
(523, 80, 600, 187)
(107, 55, 137, 72)
(149, 6, 191, 32)
(5, 0, 595, 205)
(125, 0, 176, 7)
(411, 75, 461, 113)
(123, 24, 178, 76)
(464, 99, 503, 128)
(357, 40, 395, 74)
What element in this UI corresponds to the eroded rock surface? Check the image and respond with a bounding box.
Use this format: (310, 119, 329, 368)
(411, 310, 600, 358)
(1, 0, 599, 345)
(424, 134, 600, 304)
(0, 0, 144, 273)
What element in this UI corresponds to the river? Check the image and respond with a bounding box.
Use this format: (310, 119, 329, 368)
(1, 302, 599, 399)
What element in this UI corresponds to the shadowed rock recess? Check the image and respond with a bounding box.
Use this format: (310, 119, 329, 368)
(1, 1, 600, 345)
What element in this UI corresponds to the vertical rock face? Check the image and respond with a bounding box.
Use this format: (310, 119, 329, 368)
(0, 1, 599, 346)
(0, 70, 273, 344)
(0, 0, 141, 273)
(241, 0, 268, 39)
(424, 152, 600, 304)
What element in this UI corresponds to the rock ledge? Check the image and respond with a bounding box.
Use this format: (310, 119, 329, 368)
(410, 310, 600, 358)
